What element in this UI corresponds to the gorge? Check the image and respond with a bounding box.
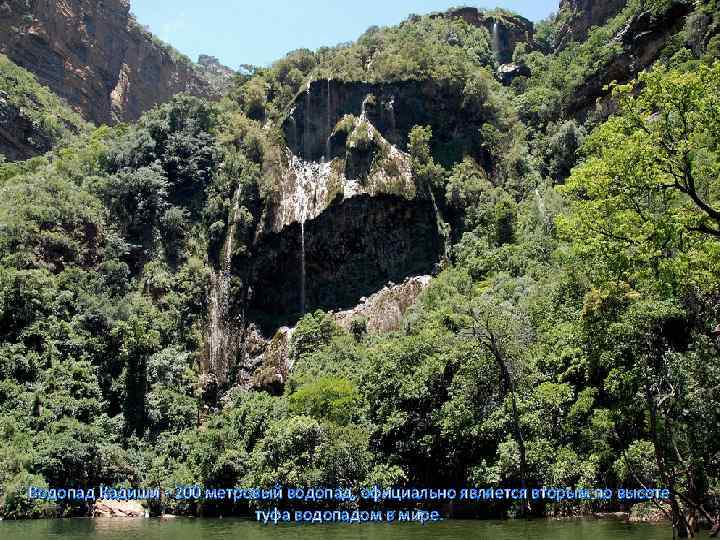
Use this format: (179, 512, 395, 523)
(0, 1, 719, 537)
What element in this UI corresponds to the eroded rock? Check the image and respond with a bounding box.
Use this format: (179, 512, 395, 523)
(93, 499, 146, 518)
(556, 0, 628, 48)
(283, 79, 491, 167)
(334, 275, 432, 334)
(0, 0, 230, 124)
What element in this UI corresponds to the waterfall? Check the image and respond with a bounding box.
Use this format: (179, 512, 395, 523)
(286, 152, 333, 316)
(293, 154, 314, 315)
(325, 78, 332, 161)
(295, 165, 309, 316)
(361, 94, 371, 120)
(303, 84, 311, 159)
(300, 220, 306, 315)
(385, 95, 397, 144)
(206, 183, 243, 383)
(492, 21, 501, 63)
(224, 184, 242, 271)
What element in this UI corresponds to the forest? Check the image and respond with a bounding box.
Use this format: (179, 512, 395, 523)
(0, 0, 719, 538)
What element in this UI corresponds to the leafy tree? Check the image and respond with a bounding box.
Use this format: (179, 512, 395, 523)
(288, 377, 361, 426)
(561, 62, 720, 291)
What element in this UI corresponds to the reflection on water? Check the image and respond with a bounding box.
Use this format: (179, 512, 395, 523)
(0, 518, 675, 540)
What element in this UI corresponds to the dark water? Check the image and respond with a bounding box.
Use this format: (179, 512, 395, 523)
(0, 518, 685, 540)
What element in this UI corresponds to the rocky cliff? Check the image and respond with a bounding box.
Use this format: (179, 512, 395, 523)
(283, 78, 492, 168)
(0, 53, 86, 160)
(0, 0, 230, 125)
(556, 0, 628, 47)
(565, 1, 692, 118)
(249, 110, 444, 332)
(443, 7, 534, 64)
(245, 276, 432, 392)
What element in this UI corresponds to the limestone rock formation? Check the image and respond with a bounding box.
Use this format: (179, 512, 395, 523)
(0, 0, 231, 125)
(244, 82, 451, 333)
(565, 1, 692, 118)
(283, 78, 491, 168)
(93, 499, 146, 518)
(333, 275, 432, 334)
(249, 326, 294, 393)
(556, 0, 628, 47)
(443, 7, 534, 64)
(246, 276, 433, 392)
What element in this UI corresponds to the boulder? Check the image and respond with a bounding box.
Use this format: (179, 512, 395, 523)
(496, 62, 531, 86)
(93, 499, 146, 518)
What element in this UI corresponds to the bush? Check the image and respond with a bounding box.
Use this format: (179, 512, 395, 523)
(290, 311, 342, 362)
(289, 377, 361, 425)
(1, 472, 55, 519)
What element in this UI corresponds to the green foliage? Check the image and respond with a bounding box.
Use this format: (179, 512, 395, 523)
(290, 310, 343, 362)
(409, 125, 446, 193)
(106, 95, 219, 213)
(1, 471, 54, 519)
(226, 49, 318, 122)
(313, 15, 495, 83)
(560, 62, 720, 291)
(289, 377, 361, 426)
(0, 1, 719, 528)
(0, 54, 86, 154)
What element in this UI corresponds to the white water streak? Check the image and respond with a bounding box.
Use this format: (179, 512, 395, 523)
(207, 183, 243, 382)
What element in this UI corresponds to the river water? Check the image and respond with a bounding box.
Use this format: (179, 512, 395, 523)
(0, 518, 680, 539)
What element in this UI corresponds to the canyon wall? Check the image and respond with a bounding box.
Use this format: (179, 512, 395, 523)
(0, 0, 230, 125)
(443, 7, 534, 64)
(557, 0, 628, 46)
(283, 78, 491, 169)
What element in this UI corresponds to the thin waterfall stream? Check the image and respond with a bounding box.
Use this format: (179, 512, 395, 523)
(325, 78, 332, 161)
(207, 183, 243, 382)
(492, 21, 501, 63)
(295, 163, 310, 316)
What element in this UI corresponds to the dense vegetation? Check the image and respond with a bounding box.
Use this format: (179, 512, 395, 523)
(0, 1, 719, 538)
(0, 54, 87, 158)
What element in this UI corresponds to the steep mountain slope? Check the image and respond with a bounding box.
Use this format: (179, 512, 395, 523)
(0, 0, 231, 125)
(0, 0, 719, 533)
(0, 53, 86, 160)
(556, 0, 627, 46)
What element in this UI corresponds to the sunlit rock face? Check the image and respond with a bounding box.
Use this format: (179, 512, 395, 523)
(556, 0, 628, 47)
(244, 276, 433, 393)
(241, 101, 446, 334)
(283, 78, 490, 168)
(0, 0, 227, 124)
(333, 275, 432, 334)
(238, 77, 485, 334)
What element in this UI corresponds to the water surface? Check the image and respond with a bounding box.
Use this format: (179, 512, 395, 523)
(0, 518, 682, 539)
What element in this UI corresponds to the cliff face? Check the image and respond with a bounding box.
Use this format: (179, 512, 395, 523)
(566, 1, 692, 118)
(557, 0, 628, 47)
(283, 79, 491, 168)
(444, 8, 534, 64)
(250, 110, 443, 332)
(0, 53, 86, 161)
(249, 193, 443, 332)
(0, 95, 52, 160)
(0, 0, 228, 125)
